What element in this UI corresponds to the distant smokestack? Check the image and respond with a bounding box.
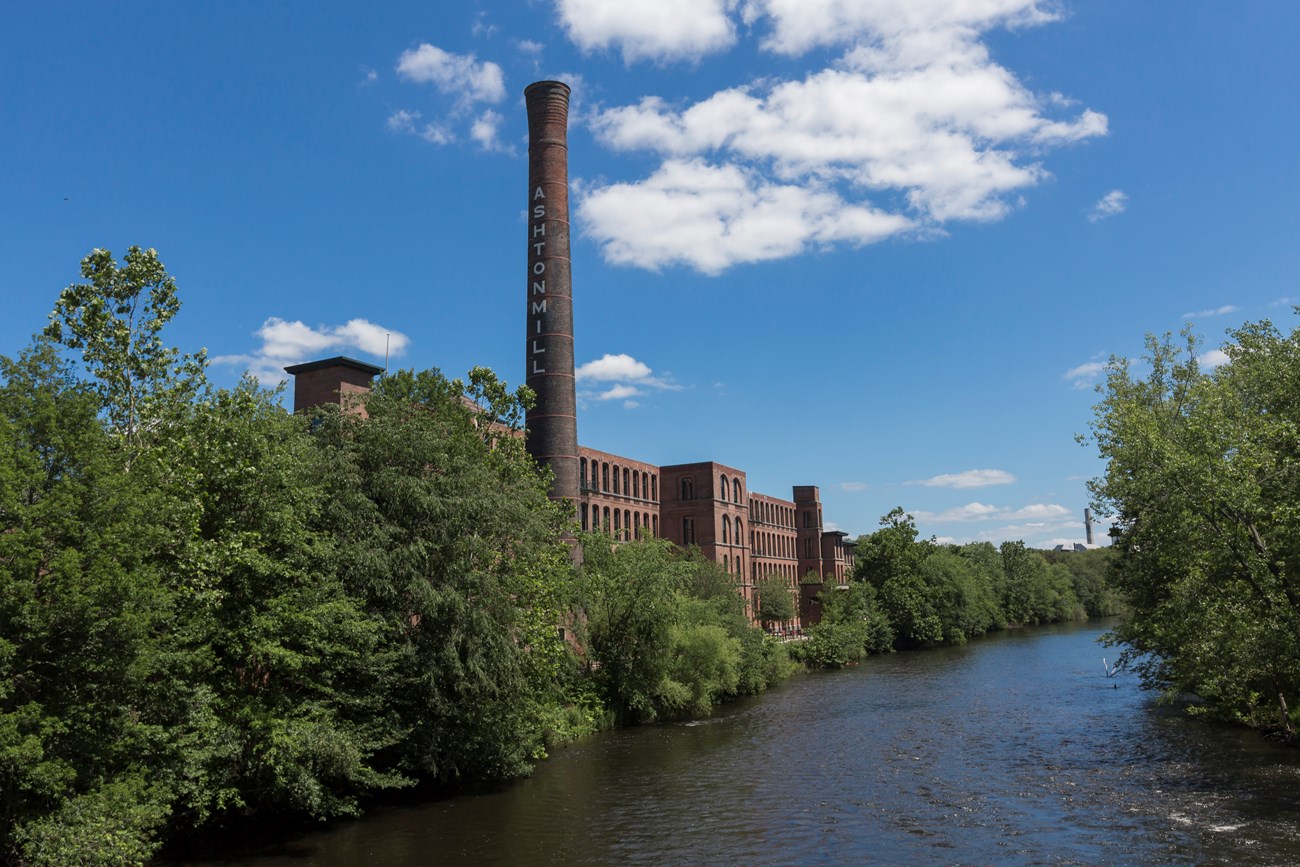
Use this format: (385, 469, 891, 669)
(1084, 508, 1094, 546)
(524, 81, 579, 510)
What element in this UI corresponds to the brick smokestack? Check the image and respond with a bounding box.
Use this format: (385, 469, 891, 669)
(524, 80, 580, 510)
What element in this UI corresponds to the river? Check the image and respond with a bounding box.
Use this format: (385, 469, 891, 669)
(180, 620, 1300, 865)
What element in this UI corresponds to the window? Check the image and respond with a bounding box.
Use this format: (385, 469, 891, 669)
(681, 478, 694, 500)
(733, 478, 741, 503)
(642, 471, 649, 500)
(651, 474, 658, 501)
(683, 516, 696, 545)
(735, 518, 743, 544)
(652, 515, 659, 537)
(633, 472, 640, 499)
(803, 511, 811, 528)
(624, 510, 631, 539)
(623, 468, 630, 496)
(720, 474, 728, 501)
(614, 509, 621, 534)
(602, 463, 609, 492)
(581, 504, 588, 531)
(722, 516, 730, 544)
(805, 538, 812, 559)
(580, 458, 587, 488)
(604, 506, 611, 532)
(613, 464, 620, 495)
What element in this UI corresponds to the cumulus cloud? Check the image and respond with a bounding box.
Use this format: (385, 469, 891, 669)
(912, 500, 1070, 524)
(573, 0, 1107, 273)
(554, 0, 738, 63)
(575, 352, 680, 408)
(213, 317, 409, 384)
(1199, 348, 1230, 369)
(911, 469, 1016, 489)
(396, 43, 505, 105)
(1088, 189, 1127, 222)
(578, 159, 912, 273)
(1181, 304, 1239, 320)
(1064, 360, 1106, 390)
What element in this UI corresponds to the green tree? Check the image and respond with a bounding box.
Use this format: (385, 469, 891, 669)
(44, 247, 205, 455)
(755, 573, 796, 626)
(855, 508, 942, 647)
(1089, 323, 1300, 735)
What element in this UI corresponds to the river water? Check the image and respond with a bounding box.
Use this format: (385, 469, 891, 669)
(184, 621, 1300, 865)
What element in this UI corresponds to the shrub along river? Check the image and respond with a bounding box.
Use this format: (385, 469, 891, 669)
(181, 620, 1300, 865)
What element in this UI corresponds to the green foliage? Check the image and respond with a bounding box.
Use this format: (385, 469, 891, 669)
(755, 573, 796, 624)
(1089, 322, 1300, 734)
(578, 539, 790, 724)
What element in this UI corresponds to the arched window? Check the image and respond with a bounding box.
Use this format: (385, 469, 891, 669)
(733, 478, 741, 503)
(681, 478, 694, 500)
(632, 472, 640, 499)
(642, 471, 649, 500)
(735, 518, 743, 542)
(581, 504, 589, 531)
(683, 516, 695, 545)
(580, 457, 587, 488)
(602, 463, 609, 492)
(614, 509, 621, 535)
(652, 515, 659, 537)
(612, 464, 620, 494)
(623, 468, 630, 496)
(633, 511, 640, 537)
(651, 474, 658, 501)
(624, 510, 631, 539)
(721, 516, 730, 544)
(719, 474, 728, 501)
(603, 506, 611, 532)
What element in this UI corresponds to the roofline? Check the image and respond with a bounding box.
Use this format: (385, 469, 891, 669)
(283, 356, 384, 376)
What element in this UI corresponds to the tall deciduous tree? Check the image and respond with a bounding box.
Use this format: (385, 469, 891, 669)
(1089, 322, 1300, 735)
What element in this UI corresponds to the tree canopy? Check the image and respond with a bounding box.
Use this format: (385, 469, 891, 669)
(1088, 322, 1300, 737)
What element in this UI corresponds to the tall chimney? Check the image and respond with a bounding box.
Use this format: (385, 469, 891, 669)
(1084, 507, 1094, 546)
(524, 81, 579, 510)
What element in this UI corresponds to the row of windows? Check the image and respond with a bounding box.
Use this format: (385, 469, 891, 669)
(581, 458, 657, 502)
(750, 530, 796, 559)
(752, 562, 800, 587)
(678, 474, 744, 503)
(748, 499, 794, 529)
(582, 503, 658, 540)
(720, 514, 744, 544)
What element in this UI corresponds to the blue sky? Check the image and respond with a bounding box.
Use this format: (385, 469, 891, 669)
(4, 1, 1298, 548)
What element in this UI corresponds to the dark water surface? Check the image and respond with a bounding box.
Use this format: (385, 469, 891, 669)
(183, 621, 1300, 865)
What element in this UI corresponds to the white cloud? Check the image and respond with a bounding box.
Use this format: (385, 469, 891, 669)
(1198, 348, 1230, 369)
(911, 468, 1015, 489)
(470, 110, 511, 152)
(359, 65, 378, 85)
(386, 109, 454, 144)
(576, 353, 680, 406)
(1064, 360, 1105, 389)
(517, 39, 544, 56)
(839, 481, 868, 492)
(1088, 189, 1127, 222)
(554, 0, 738, 63)
(578, 159, 912, 274)
(576, 353, 653, 381)
(912, 501, 1069, 524)
(748, 0, 1059, 57)
(396, 44, 506, 106)
(213, 317, 409, 384)
(1181, 304, 1239, 320)
(575, 3, 1107, 273)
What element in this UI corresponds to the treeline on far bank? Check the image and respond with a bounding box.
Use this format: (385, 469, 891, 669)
(791, 508, 1123, 669)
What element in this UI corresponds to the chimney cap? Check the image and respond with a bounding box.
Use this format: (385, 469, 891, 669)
(283, 356, 384, 376)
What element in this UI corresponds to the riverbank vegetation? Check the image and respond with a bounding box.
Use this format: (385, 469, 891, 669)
(0, 248, 789, 865)
(793, 508, 1122, 669)
(1088, 321, 1300, 741)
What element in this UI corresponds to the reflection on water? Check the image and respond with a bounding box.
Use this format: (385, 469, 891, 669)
(179, 621, 1300, 866)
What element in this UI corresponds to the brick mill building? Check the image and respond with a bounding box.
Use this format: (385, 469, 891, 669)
(283, 81, 856, 632)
